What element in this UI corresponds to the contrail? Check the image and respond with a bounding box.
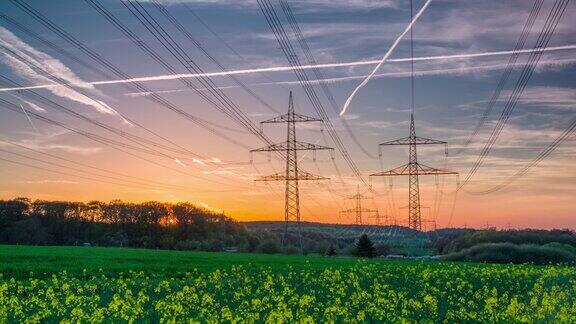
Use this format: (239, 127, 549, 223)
(340, 0, 432, 116)
(124, 57, 576, 97)
(1, 44, 575, 93)
(19, 103, 39, 134)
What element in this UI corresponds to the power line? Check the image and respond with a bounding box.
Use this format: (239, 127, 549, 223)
(0, 99, 251, 189)
(455, 0, 545, 154)
(0, 156, 170, 191)
(466, 116, 576, 195)
(120, 0, 268, 139)
(459, 0, 570, 189)
(0, 138, 191, 191)
(3, 2, 249, 148)
(0, 148, 190, 191)
(0, 16, 248, 136)
(148, 0, 280, 115)
(84, 0, 282, 162)
(0, 75, 224, 162)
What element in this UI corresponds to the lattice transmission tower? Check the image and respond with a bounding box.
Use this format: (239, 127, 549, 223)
(340, 185, 378, 225)
(251, 91, 333, 252)
(371, 115, 457, 231)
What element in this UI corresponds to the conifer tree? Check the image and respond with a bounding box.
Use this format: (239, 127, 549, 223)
(356, 234, 376, 258)
(326, 245, 337, 256)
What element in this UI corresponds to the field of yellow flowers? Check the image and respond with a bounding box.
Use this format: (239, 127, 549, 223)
(1, 246, 576, 322)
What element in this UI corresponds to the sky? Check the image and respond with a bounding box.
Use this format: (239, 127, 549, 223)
(0, 0, 574, 229)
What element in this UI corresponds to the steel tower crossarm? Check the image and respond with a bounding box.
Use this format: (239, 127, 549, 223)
(260, 113, 323, 124)
(379, 136, 446, 146)
(255, 171, 328, 181)
(251, 141, 334, 153)
(370, 162, 458, 176)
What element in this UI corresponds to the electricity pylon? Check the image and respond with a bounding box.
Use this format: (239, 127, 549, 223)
(251, 91, 333, 253)
(370, 114, 457, 231)
(368, 210, 389, 226)
(340, 185, 378, 225)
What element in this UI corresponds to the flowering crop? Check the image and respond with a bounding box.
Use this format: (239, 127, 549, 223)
(1, 261, 576, 322)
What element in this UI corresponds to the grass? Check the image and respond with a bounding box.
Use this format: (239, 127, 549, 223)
(0, 244, 374, 278)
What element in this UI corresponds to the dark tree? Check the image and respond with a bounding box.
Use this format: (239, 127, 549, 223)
(355, 234, 376, 258)
(325, 245, 337, 256)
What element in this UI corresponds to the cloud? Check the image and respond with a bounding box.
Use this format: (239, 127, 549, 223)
(341, 114, 360, 120)
(509, 86, 576, 109)
(0, 27, 121, 116)
(25, 143, 102, 155)
(362, 120, 401, 129)
(17, 180, 80, 185)
(23, 100, 46, 113)
(174, 158, 187, 167)
(1, 131, 103, 156)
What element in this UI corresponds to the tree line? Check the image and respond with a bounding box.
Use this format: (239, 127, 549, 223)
(0, 198, 276, 252)
(434, 229, 576, 265)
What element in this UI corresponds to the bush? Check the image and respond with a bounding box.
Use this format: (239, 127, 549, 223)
(200, 239, 224, 252)
(374, 244, 391, 256)
(543, 242, 576, 255)
(258, 240, 280, 254)
(174, 239, 200, 251)
(444, 242, 576, 265)
(445, 229, 576, 253)
(285, 246, 299, 255)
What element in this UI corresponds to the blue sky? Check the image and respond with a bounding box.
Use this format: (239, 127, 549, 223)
(0, 0, 574, 228)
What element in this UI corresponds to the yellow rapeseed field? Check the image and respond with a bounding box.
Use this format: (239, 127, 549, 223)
(2, 261, 576, 322)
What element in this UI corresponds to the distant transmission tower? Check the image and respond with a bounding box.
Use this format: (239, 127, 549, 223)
(251, 91, 333, 252)
(370, 0, 457, 232)
(369, 210, 389, 226)
(340, 185, 378, 225)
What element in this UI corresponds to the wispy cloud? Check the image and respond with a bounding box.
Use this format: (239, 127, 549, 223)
(22, 100, 46, 113)
(17, 179, 80, 185)
(509, 86, 576, 109)
(1, 131, 102, 156)
(22, 143, 102, 155)
(0, 27, 121, 116)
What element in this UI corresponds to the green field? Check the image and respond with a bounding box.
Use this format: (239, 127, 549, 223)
(1, 245, 576, 322)
(0, 245, 364, 278)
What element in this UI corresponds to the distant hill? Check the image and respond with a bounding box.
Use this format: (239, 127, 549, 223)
(243, 221, 455, 256)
